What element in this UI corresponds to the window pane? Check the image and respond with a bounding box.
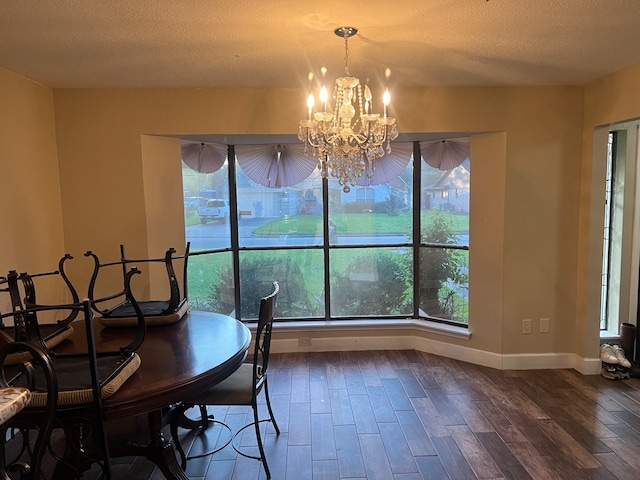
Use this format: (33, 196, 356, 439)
(419, 247, 468, 323)
(420, 150, 469, 324)
(420, 159, 469, 246)
(328, 160, 413, 246)
(236, 162, 324, 247)
(600, 132, 614, 330)
(187, 251, 234, 315)
(330, 247, 413, 317)
(239, 249, 325, 320)
(183, 160, 231, 251)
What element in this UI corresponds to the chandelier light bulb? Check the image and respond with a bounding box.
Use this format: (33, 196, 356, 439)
(383, 88, 391, 118)
(364, 85, 372, 114)
(307, 93, 315, 120)
(298, 27, 399, 192)
(319, 85, 328, 110)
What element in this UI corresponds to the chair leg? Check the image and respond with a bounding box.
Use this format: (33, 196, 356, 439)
(198, 404, 210, 430)
(252, 401, 271, 479)
(167, 403, 192, 470)
(95, 417, 113, 480)
(263, 379, 280, 435)
(170, 404, 232, 467)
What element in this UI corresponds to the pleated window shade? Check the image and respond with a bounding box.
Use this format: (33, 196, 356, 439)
(419, 138, 470, 171)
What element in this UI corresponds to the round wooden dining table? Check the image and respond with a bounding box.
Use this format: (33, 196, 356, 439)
(57, 310, 251, 480)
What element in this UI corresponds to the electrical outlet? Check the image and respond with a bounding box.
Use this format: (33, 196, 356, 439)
(540, 317, 550, 333)
(522, 319, 532, 334)
(298, 338, 312, 347)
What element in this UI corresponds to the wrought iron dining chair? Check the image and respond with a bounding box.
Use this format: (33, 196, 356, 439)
(170, 281, 280, 478)
(85, 243, 190, 327)
(0, 253, 79, 353)
(0, 266, 145, 479)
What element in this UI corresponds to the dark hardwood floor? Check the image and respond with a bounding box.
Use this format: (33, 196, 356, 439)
(88, 350, 640, 478)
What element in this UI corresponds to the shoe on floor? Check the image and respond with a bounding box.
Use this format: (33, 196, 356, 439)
(602, 364, 621, 380)
(611, 344, 632, 368)
(600, 344, 619, 364)
(615, 364, 631, 379)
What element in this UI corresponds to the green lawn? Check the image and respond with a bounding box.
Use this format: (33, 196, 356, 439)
(251, 211, 468, 236)
(185, 213, 201, 226)
(186, 210, 468, 234)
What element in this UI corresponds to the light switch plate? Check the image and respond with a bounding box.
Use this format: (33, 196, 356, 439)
(540, 318, 550, 333)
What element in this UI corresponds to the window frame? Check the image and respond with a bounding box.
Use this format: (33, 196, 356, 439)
(184, 141, 470, 327)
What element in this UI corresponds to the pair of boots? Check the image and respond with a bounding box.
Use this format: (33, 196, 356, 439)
(620, 323, 640, 377)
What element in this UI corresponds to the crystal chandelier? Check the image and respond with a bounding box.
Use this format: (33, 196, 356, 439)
(298, 27, 399, 193)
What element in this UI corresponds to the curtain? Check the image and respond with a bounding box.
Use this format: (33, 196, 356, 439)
(419, 137, 469, 170)
(181, 141, 227, 173)
(235, 144, 318, 188)
(355, 142, 413, 186)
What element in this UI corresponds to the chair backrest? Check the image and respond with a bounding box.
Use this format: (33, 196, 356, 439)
(21, 253, 80, 318)
(85, 242, 190, 318)
(252, 281, 279, 393)
(1, 253, 80, 344)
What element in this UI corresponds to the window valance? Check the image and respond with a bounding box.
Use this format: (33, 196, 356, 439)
(181, 141, 227, 173)
(235, 144, 317, 188)
(420, 138, 470, 171)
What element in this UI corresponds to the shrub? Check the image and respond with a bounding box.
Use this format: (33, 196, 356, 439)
(206, 254, 317, 318)
(420, 211, 466, 320)
(331, 250, 413, 316)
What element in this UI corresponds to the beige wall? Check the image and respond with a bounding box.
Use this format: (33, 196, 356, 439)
(576, 64, 640, 359)
(49, 85, 584, 357)
(0, 69, 66, 309)
(6, 61, 640, 362)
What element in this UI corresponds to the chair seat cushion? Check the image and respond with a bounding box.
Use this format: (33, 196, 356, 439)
(27, 352, 141, 407)
(188, 363, 255, 405)
(0, 387, 30, 424)
(98, 299, 189, 327)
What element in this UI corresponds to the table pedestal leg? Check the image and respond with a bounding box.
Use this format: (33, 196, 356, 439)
(109, 409, 188, 480)
(169, 403, 210, 469)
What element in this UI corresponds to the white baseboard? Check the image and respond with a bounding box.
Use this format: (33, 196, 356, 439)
(575, 356, 604, 375)
(269, 332, 600, 375)
(501, 353, 602, 374)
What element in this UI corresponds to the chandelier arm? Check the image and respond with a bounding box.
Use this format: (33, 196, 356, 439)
(357, 121, 391, 148)
(350, 132, 370, 147)
(301, 128, 322, 149)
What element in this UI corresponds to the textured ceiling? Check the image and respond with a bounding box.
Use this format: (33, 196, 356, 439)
(1, 0, 640, 90)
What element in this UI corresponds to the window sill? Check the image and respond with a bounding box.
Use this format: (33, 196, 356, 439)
(258, 318, 471, 341)
(600, 330, 619, 341)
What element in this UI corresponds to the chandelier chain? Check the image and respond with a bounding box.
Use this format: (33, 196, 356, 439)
(343, 33, 350, 77)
